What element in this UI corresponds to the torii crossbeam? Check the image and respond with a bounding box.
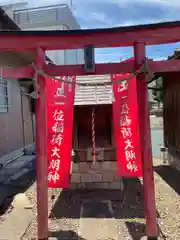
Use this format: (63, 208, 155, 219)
(1, 20, 180, 240)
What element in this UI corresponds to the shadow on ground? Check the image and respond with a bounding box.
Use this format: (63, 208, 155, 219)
(125, 221, 146, 240)
(154, 164, 180, 195)
(112, 178, 145, 219)
(50, 177, 162, 239)
(49, 230, 86, 240)
(0, 170, 36, 215)
(50, 177, 145, 219)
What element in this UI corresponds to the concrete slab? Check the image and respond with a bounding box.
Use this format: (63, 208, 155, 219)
(0, 196, 33, 240)
(11, 193, 33, 209)
(78, 200, 118, 240)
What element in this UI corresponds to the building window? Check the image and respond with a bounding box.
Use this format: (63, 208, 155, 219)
(0, 79, 8, 112)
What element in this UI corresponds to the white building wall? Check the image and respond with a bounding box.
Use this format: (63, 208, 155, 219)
(18, 24, 84, 66)
(1, 2, 28, 20)
(22, 25, 66, 65)
(11, 4, 84, 66)
(2, 3, 112, 106)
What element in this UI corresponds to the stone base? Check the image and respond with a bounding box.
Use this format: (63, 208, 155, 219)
(70, 161, 124, 191)
(70, 181, 124, 190)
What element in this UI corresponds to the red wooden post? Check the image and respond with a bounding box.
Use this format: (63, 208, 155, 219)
(35, 47, 48, 240)
(134, 42, 159, 239)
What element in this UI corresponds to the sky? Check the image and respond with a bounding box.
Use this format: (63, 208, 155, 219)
(1, 0, 180, 63)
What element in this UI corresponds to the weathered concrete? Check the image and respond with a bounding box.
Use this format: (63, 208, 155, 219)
(78, 200, 118, 240)
(0, 194, 33, 240)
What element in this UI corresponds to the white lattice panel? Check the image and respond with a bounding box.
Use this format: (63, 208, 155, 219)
(75, 75, 113, 105)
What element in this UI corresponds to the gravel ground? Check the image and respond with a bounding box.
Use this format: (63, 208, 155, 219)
(19, 158, 180, 239)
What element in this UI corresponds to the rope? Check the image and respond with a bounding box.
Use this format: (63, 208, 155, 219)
(92, 107, 96, 164)
(31, 60, 147, 88)
(0, 59, 149, 100)
(18, 58, 151, 100)
(20, 71, 39, 99)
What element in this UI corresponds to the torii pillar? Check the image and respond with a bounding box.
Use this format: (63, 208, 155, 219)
(134, 42, 159, 239)
(35, 47, 48, 240)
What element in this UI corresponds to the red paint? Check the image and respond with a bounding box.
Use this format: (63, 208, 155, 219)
(46, 76, 76, 188)
(2, 59, 180, 79)
(0, 61, 135, 78)
(112, 72, 142, 177)
(148, 60, 180, 73)
(1, 65, 34, 79)
(35, 48, 48, 239)
(134, 42, 158, 238)
(0, 21, 173, 239)
(0, 21, 180, 50)
(44, 61, 135, 76)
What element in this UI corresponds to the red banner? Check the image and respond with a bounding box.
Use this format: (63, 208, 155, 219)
(112, 72, 142, 177)
(46, 76, 76, 188)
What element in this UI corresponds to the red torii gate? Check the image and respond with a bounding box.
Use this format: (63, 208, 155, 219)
(1, 21, 180, 240)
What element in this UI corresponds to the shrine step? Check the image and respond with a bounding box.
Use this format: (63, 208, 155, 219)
(70, 181, 124, 191)
(60, 189, 124, 201)
(78, 200, 118, 240)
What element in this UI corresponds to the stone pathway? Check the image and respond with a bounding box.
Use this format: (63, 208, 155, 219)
(78, 200, 118, 240)
(0, 193, 33, 240)
(0, 154, 36, 240)
(1, 158, 180, 240)
(25, 185, 146, 239)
